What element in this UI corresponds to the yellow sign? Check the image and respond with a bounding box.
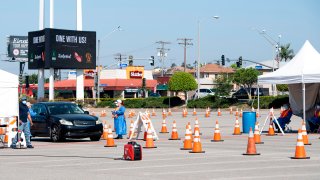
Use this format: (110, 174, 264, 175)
(126, 66, 144, 79)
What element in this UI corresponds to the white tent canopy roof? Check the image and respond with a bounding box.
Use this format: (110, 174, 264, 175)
(0, 69, 19, 117)
(258, 40, 320, 84)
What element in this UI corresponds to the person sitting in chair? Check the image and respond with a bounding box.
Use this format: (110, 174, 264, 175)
(307, 104, 320, 132)
(274, 104, 293, 132)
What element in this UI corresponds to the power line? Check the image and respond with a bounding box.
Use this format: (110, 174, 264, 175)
(114, 53, 127, 69)
(177, 38, 193, 72)
(156, 41, 170, 76)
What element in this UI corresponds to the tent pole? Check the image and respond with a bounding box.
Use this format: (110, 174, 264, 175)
(257, 82, 260, 113)
(303, 83, 306, 123)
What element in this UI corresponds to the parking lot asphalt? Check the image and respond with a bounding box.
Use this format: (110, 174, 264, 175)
(1, 108, 320, 180)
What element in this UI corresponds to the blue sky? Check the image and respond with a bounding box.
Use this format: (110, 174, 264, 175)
(0, 0, 319, 75)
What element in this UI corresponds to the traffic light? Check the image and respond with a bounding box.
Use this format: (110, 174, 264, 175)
(128, 55, 133, 66)
(221, 55, 225, 66)
(142, 78, 146, 89)
(236, 62, 240, 68)
(25, 75, 29, 88)
(239, 56, 242, 66)
(18, 74, 23, 85)
(150, 56, 155, 66)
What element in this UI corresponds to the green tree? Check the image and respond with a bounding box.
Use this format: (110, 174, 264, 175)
(279, 43, 294, 62)
(28, 73, 38, 84)
(168, 72, 197, 104)
(276, 84, 289, 95)
(230, 63, 239, 69)
(215, 75, 233, 97)
(233, 68, 260, 99)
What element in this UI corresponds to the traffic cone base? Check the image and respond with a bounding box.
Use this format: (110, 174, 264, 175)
(233, 133, 242, 135)
(180, 147, 192, 150)
(266, 134, 278, 136)
(243, 152, 260, 155)
(189, 150, 205, 153)
(291, 157, 310, 159)
(304, 143, 312, 145)
(168, 138, 181, 140)
(159, 131, 169, 133)
(211, 140, 224, 142)
(143, 146, 157, 149)
(255, 142, 264, 144)
(104, 145, 117, 147)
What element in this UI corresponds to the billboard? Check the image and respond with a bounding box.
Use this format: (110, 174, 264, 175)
(28, 28, 96, 69)
(126, 66, 144, 79)
(7, 36, 28, 61)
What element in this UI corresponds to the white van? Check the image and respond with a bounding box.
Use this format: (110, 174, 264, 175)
(192, 88, 215, 99)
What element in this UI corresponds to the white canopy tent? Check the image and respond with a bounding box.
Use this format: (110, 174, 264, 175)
(0, 69, 19, 117)
(258, 40, 320, 128)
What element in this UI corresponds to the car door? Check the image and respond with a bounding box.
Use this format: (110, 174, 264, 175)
(31, 104, 49, 136)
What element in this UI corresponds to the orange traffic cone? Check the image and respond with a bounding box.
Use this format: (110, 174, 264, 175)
(104, 125, 117, 147)
(243, 128, 260, 155)
(182, 109, 187, 118)
(291, 129, 310, 159)
(217, 108, 222, 116)
(211, 120, 224, 142)
(127, 120, 134, 139)
(143, 124, 157, 148)
(152, 108, 156, 116)
(168, 108, 172, 116)
(205, 109, 210, 118)
(189, 128, 205, 153)
(162, 109, 166, 119)
(193, 118, 202, 135)
(256, 110, 260, 118)
(254, 122, 264, 144)
(3, 124, 9, 144)
(239, 109, 243, 117)
(229, 107, 233, 114)
(233, 117, 242, 135)
(181, 124, 193, 150)
(235, 108, 239, 117)
(169, 120, 180, 140)
(193, 108, 197, 116)
(266, 119, 277, 136)
(102, 123, 108, 140)
(159, 118, 169, 133)
(188, 122, 192, 141)
(301, 121, 311, 145)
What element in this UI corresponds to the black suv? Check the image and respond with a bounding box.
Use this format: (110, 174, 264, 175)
(231, 88, 268, 100)
(30, 102, 103, 142)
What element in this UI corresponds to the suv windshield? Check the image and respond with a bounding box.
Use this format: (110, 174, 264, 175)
(47, 104, 84, 115)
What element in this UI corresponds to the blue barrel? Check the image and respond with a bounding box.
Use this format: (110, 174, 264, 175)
(242, 112, 256, 133)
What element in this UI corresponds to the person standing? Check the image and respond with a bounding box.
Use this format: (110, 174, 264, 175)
(112, 99, 127, 139)
(11, 97, 34, 149)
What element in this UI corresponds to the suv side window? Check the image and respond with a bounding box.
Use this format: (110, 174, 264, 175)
(38, 104, 47, 115)
(200, 89, 206, 93)
(32, 104, 40, 114)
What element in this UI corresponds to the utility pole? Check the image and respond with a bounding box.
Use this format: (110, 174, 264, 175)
(156, 41, 170, 76)
(114, 53, 127, 69)
(177, 38, 193, 72)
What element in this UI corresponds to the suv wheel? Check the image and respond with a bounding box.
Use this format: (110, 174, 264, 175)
(51, 125, 64, 142)
(90, 136, 101, 141)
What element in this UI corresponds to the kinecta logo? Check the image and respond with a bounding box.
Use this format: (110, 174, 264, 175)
(58, 54, 72, 59)
(35, 55, 42, 60)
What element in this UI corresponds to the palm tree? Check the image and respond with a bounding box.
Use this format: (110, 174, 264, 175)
(279, 43, 294, 62)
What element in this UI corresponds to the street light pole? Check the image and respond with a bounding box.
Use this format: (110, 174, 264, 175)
(197, 16, 219, 99)
(96, 26, 121, 103)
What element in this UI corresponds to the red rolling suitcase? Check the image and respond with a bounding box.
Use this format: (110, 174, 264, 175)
(123, 141, 142, 160)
